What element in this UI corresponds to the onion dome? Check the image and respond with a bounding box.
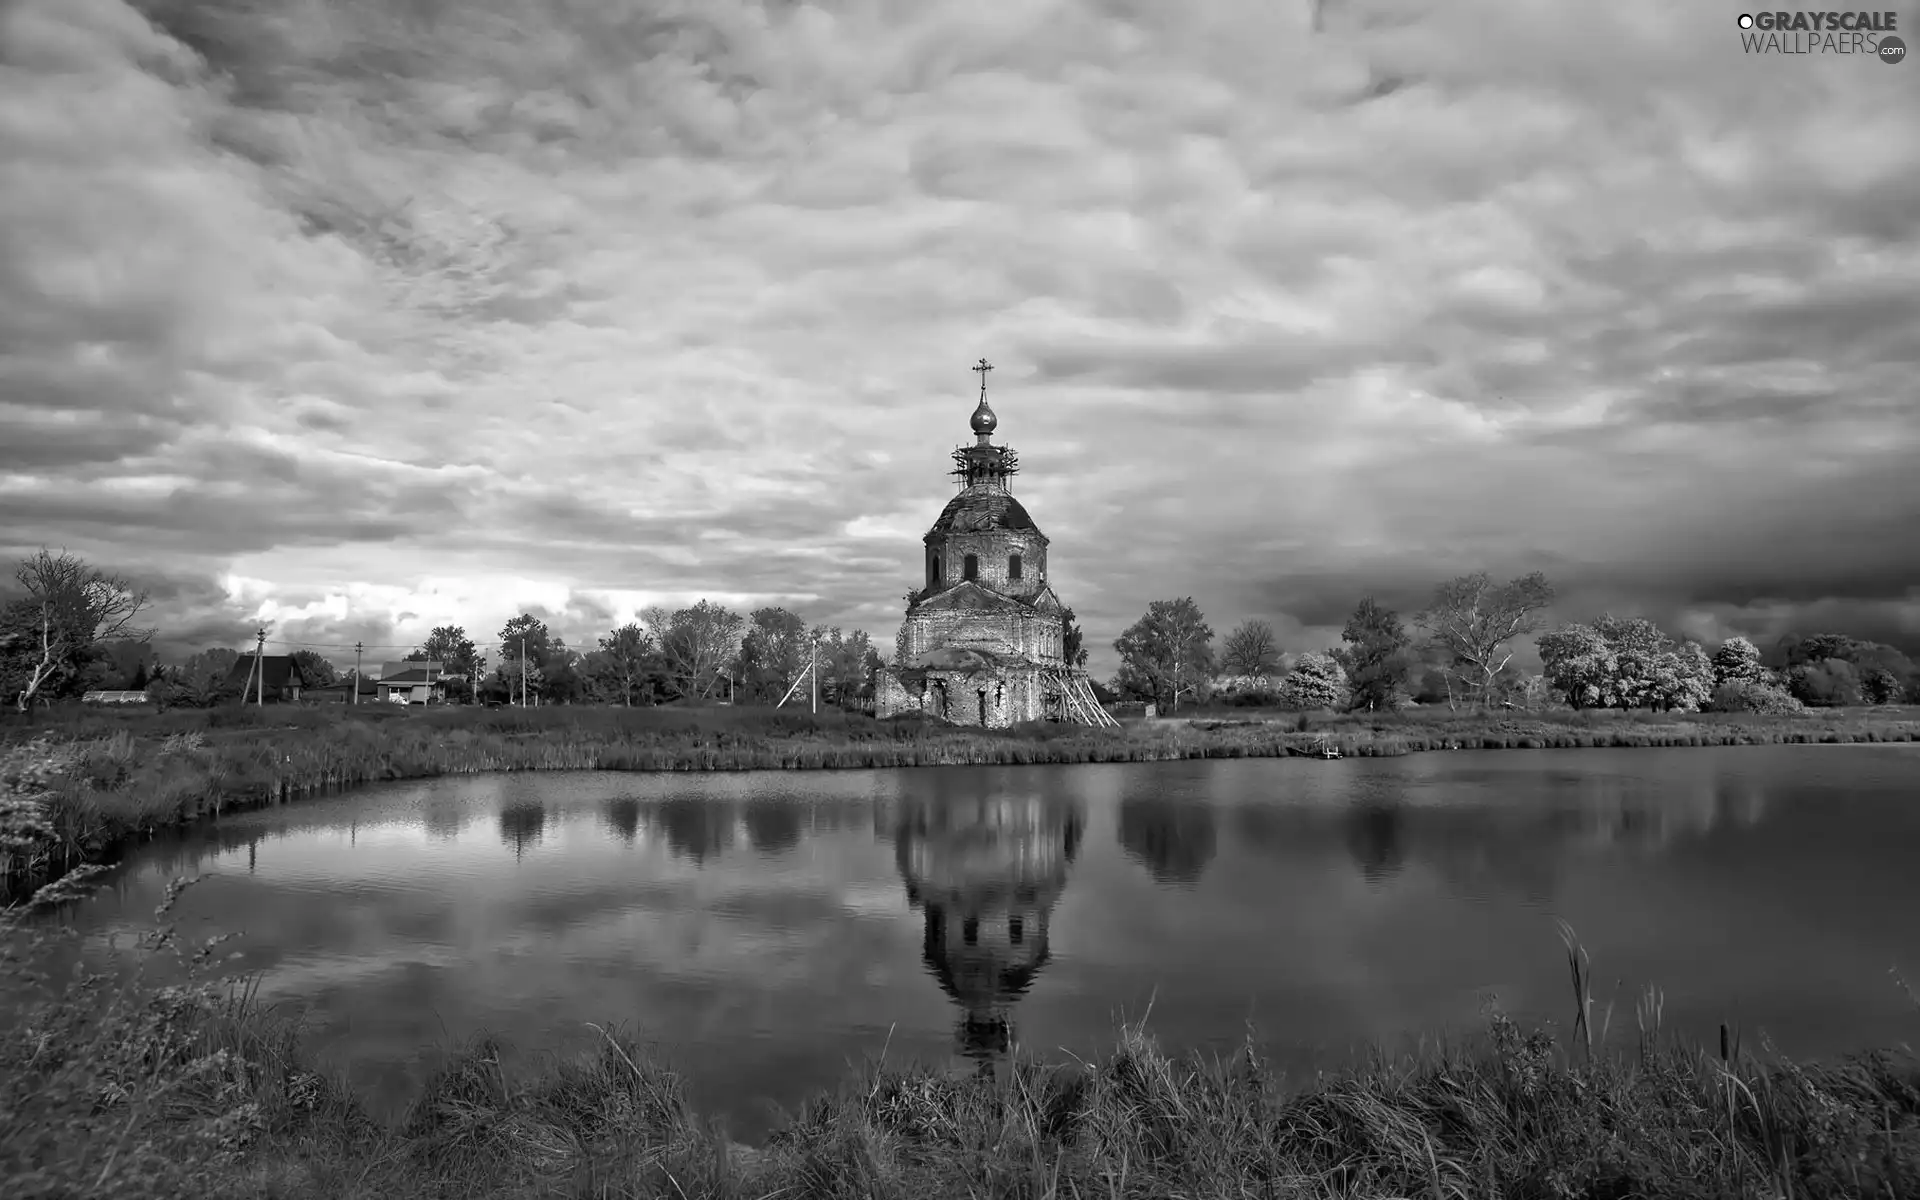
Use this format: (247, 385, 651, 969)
(926, 488, 1038, 538)
(970, 396, 998, 436)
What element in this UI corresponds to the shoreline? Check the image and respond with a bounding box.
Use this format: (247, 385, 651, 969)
(3, 703, 1918, 895)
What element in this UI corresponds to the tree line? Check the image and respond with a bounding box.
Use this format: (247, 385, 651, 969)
(1105, 571, 1920, 714)
(5, 548, 1916, 716)
(0, 549, 884, 712)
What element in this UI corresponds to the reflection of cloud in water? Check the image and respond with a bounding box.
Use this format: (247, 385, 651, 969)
(893, 787, 1085, 1062)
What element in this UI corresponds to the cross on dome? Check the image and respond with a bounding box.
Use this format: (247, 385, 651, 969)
(969, 358, 998, 437)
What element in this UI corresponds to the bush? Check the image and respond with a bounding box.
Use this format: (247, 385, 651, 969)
(1707, 680, 1805, 715)
(1276, 653, 1347, 711)
(1223, 689, 1279, 708)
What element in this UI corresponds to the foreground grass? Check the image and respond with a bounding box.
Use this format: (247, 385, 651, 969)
(3, 702, 1918, 888)
(4, 886, 1918, 1200)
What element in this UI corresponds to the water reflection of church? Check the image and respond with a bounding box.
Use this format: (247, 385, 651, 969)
(888, 788, 1084, 1061)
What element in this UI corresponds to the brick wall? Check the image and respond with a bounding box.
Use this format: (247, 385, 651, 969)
(900, 607, 1064, 665)
(877, 665, 1049, 726)
(926, 529, 1049, 599)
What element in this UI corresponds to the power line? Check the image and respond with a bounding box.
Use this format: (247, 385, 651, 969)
(261, 638, 428, 651)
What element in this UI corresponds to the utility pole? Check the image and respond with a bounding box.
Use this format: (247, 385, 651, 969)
(353, 641, 363, 705)
(242, 638, 259, 706)
(811, 633, 819, 714)
(520, 636, 527, 707)
(255, 627, 267, 707)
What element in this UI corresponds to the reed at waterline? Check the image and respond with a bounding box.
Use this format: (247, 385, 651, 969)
(3, 702, 1917, 890)
(4, 881, 1917, 1200)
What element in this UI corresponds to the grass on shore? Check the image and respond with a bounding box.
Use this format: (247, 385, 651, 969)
(4, 702, 1919, 888)
(4, 877, 1918, 1200)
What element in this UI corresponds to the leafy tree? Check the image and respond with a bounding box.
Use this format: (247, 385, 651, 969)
(1648, 641, 1715, 713)
(1861, 666, 1903, 705)
(2, 548, 153, 712)
(158, 647, 243, 708)
(1277, 651, 1347, 711)
(540, 643, 585, 704)
(497, 614, 554, 703)
(1540, 618, 1714, 712)
(1773, 634, 1914, 704)
(1709, 679, 1805, 714)
(820, 627, 877, 708)
(289, 650, 337, 687)
(1113, 598, 1214, 711)
(1710, 636, 1766, 688)
(737, 607, 809, 703)
(1538, 624, 1618, 709)
(592, 623, 654, 706)
(1219, 619, 1281, 679)
(1060, 607, 1089, 669)
(1788, 658, 1863, 707)
(418, 625, 482, 680)
(1332, 598, 1413, 711)
(1415, 571, 1555, 707)
(77, 637, 153, 691)
(1590, 616, 1672, 709)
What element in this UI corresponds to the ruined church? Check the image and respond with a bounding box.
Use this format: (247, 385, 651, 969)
(874, 361, 1116, 728)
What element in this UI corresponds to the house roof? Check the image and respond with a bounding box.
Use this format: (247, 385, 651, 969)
(221, 655, 311, 691)
(378, 666, 448, 686)
(378, 660, 443, 679)
(1026, 584, 1065, 614)
(924, 486, 1044, 541)
(908, 646, 1036, 672)
(911, 580, 1033, 615)
(310, 677, 380, 696)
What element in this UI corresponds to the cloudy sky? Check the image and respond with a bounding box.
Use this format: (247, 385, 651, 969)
(4, 0, 1917, 677)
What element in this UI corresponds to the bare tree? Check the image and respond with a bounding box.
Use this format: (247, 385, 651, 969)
(5, 549, 152, 713)
(1415, 571, 1555, 708)
(1220, 619, 1280, 679)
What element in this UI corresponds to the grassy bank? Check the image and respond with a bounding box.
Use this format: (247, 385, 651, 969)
(4, 703, 1918, 887)
(4, 884, 1918, 1199)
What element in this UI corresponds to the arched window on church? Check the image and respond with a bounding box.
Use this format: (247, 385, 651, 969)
(1008, 553, 1022, 581)
(963, 554, 978, 581)
(930, 556, 941, 586)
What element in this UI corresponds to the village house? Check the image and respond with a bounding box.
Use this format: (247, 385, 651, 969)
(375, 661, 451, 705)
(306, 676, 382, 704)
(874, 360, 1116, 728)
(221, 654, 312, 703)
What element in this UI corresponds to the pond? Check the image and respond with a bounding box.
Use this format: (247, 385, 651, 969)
(49, 745, 1920, 1142)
